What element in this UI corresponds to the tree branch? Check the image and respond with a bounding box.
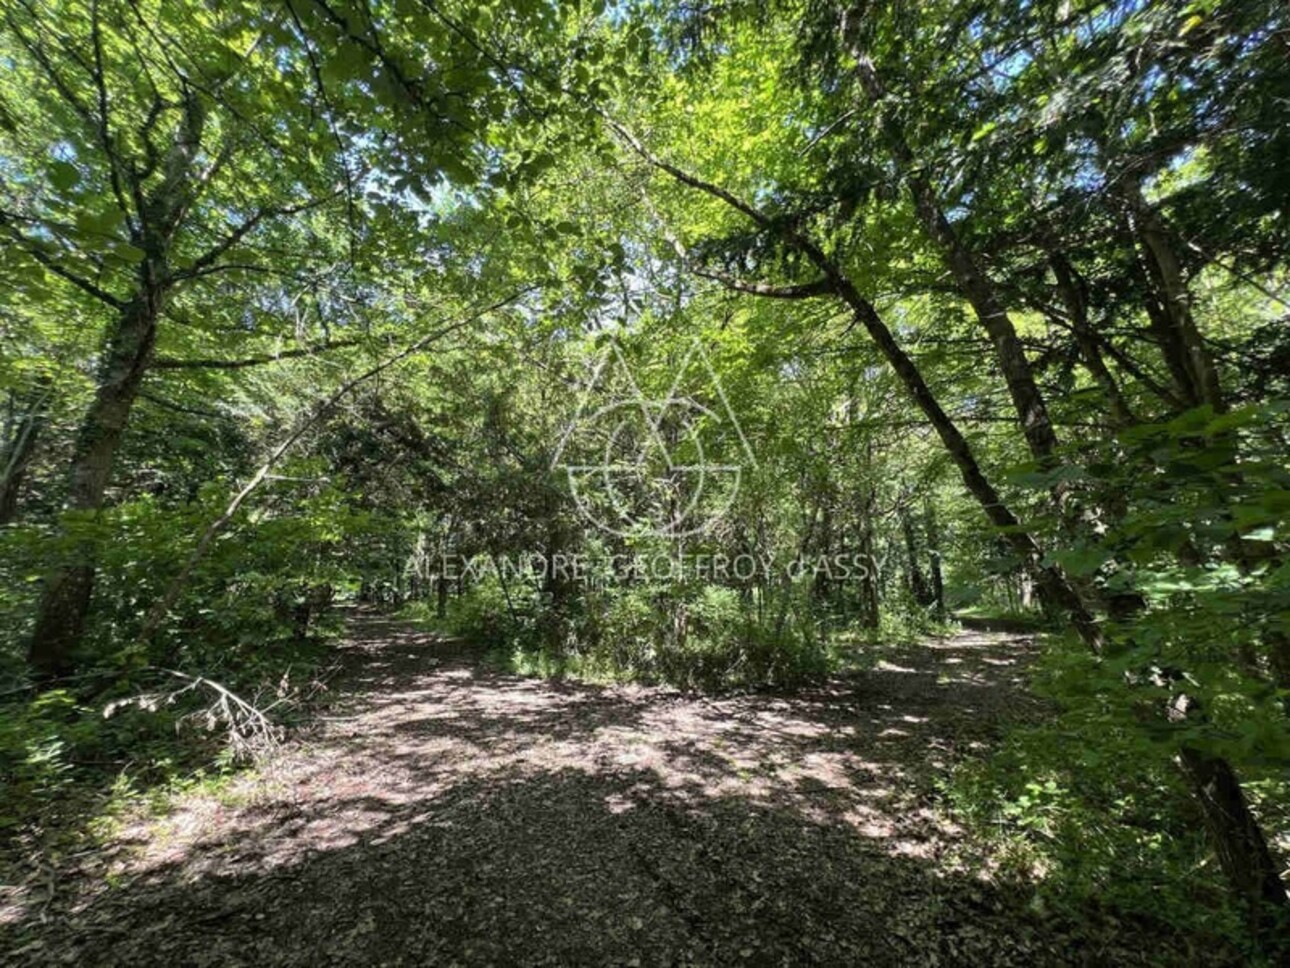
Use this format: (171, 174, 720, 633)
(0, 216, 126, 309)
(172, 188, 350, 283)
(138, 391, 234, 419)
(640, 189, 833, 301)
(606, 116, 772, 230)
(152, 338, 364, 370)
(88, 0, 139, 236)
(139, 288, 533, 643)
(693, 268, 834, 300)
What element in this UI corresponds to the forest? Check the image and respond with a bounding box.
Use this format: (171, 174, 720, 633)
(1, 0, 1288, 963)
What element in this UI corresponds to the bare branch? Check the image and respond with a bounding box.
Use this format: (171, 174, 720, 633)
(107, 669, 283, 761)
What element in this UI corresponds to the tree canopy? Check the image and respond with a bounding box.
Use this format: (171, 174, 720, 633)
(2, 0, 1289, 960)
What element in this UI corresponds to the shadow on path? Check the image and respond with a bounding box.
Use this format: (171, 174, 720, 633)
(0, 614, 1177, 965)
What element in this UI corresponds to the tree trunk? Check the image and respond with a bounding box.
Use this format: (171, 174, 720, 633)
(831, 276, 1104, 652)
(849, 49, 1061, 471)
(27, 294, 163, 678)
(1122, 194, 1290, 917)
(1177, 745, 1289, 940)
(925, 499, 946, 621)
(906, 179, 1060, 464)
(901, 506, 932, 606)
(814, 503, 833, 603)
(26, 87, 204, 678)
(1123, 185, 1226, 413)
(1141, 283, 1203, 410)
(0, 375, 53, 525)
(856, 488, 880, 630)
(1049, 253, 1135, 428)
(436, 572, 449, 619)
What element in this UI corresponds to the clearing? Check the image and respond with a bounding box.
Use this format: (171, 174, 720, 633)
(5, 614, 1159, 965)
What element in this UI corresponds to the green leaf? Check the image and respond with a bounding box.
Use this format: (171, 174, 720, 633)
(47, 160, 80, 192)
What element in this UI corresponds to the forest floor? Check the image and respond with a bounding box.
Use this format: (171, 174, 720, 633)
(3, 612, 1168, 965)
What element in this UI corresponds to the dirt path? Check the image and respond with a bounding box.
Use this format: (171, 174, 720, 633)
(4, 615, 1140, 965)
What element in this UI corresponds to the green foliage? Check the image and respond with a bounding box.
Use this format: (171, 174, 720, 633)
(0, 683, 226, 836)
(0, 690, 85, 828)
(3, 0, 1289, 947)
(408, 575, 831, 690)
(948, 631, 1288, 957)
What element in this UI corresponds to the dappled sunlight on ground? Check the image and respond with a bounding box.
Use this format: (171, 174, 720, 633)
(5, 615, 1151, 965)
(104, 621, 1037, 883)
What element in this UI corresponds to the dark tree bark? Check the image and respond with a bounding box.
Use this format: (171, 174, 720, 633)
(900, 506, 932, 607)
(0, 375, 53, 525)
(542, 503, 572, 612)
(813, 503, 834, 602)
(27, 90, 205, 679)
(1141, 283, 1204, 410)
(1178, 745, 1289, 939)
(828, 276, 1104, 651)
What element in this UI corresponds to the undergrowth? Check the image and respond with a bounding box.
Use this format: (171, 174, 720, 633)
(943, 632, 1290, 965)
(0, 631, 335, 862)
(400, 575, 955, 691)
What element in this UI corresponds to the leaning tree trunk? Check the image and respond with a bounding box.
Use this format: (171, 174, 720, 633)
(27, 293, 163, 678)
(849, 50, 1062, 474)
(26, 87, 204, 679)
(830, 274, 1105, 652)
(1122, 184, 1226, 413)
(1178, 745, 1289, 938)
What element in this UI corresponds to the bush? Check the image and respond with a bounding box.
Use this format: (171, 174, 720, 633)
(415, 578, 832, 691)
(944, 633, 1287, 960)
(0, 683, 223, 839)
(0, 690, 84, 829)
